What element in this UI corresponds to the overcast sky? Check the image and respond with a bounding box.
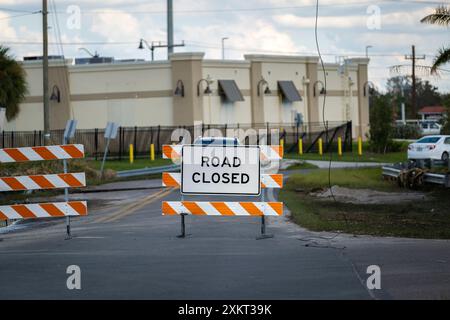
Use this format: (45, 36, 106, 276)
(1, 0, 449, 92)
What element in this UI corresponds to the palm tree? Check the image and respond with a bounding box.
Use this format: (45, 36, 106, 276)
(0, 45, 28, 121)
(421, 6, 450, 74)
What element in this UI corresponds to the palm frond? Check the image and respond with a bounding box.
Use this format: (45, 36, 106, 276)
(421, 6, 450, 26)
(0, 45, 28, 121)
(431, 46, 450, 74)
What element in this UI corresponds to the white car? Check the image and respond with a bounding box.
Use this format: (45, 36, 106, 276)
(420, 121, 442, 135)
(407, 135, 450, 162)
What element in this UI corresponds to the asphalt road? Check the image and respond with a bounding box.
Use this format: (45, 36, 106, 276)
(0, 177, 449, 299)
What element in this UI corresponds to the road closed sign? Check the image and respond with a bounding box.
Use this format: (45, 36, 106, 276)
(181, 145, 260, 196)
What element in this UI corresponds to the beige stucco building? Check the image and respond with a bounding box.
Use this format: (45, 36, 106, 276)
(5, 52, 370, 139)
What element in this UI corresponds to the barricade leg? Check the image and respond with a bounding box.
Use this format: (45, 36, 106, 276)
(256, 190, 274, 240)
(177, 195, 191, 238)
(177, 213, 187, 238)
(66, 217, 71, 240)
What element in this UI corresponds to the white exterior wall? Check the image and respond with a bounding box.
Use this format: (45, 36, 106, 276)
(5, 54, 369, 134)
(202, 62, 252, 125)
(261, 62, 307, 124)
(69, 62, 173, 129)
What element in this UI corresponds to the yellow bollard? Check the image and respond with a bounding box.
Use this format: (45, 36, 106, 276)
(129, 144, 134, 164)
(150, 143, 155, 161)
(280, 138, 284, 149)
(298, 138, 303, 155)
(358, 137, 363, 156)
(338, 137, 343, 157)
(318, 138, 323, 156)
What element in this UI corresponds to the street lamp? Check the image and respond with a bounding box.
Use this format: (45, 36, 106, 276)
(138, 39, 166, 61)
(365, 45, 373, 58)
(50, 85, 61, 103)
(221, 37, 229, 60)
(313, 80, 326, 96)
(257, 78, 271, 96)
(197, 78, 213, 96)
(78, 47, 99, 58)
(174, 80, 185, 97)
(363, 81, 376, 97)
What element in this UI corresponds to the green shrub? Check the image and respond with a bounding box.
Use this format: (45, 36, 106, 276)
(368, 95, 395, 153)
(392, 124, 421, 140)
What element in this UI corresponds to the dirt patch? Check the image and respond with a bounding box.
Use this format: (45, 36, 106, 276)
(311, 185, 427, 204)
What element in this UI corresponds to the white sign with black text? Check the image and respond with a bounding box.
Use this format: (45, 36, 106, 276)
(181, 145, 260, 196)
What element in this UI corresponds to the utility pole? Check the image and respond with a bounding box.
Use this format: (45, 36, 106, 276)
(165, 0, 184, 59)
(405, 45, 425, 117)
(42, 0, 50, 144)
(167, 0, 173, 58)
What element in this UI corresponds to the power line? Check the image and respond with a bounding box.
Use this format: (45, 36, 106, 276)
(0, 11, 41, 20)
(6, 0, 441, 16)
(0, 38, 439, 58)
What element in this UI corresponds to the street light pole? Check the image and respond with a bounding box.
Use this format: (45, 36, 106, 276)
(42, 0, 50, 145)
(365, 45, 373, 58)
(222, 37, 229, 60)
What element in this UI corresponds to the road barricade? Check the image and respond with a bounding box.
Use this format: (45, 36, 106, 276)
(161, 144, 284, 239)
(0, 144, 88, 238)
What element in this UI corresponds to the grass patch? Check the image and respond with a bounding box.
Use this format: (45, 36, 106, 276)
(279, 168, 450, 239)
(286, 141, 408, 164)
(287, 167, 396, 191)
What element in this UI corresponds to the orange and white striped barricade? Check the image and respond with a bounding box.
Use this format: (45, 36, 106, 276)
(161, 144, 284, 239)
(0, 143, 87, 238)
(162, 144, 284, 161)
(162, 172, 283, 189)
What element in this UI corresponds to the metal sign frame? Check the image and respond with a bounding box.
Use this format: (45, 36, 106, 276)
(180, 144, 261, 196)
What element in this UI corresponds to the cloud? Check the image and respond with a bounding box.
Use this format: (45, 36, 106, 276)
(273, 6, 436, 29)
(180, 18, 307, 59)
(90, 9, 140, 42)
(0, 12, 18, 39)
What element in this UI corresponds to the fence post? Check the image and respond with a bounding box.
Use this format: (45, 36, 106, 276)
(156, 125, 161, 154)
(134, 126, 138, 157)
(11, 131, 14, 148)
(94, 128, 99, 161)
(33, 130, 36, 146)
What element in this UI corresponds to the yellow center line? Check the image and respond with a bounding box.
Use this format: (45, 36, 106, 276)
(98, 188, 174, 224)
(92, 188, 167, 224)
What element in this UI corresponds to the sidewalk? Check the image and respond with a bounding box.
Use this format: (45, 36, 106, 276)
(304, 160, 388, 169)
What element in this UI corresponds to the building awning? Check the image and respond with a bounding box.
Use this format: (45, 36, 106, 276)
(278, 81, 302, 102)
(218, 80, 244, 102)
(418, 106, 445, 114)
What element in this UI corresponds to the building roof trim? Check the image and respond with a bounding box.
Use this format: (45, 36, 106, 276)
(244, 54, 319, 64)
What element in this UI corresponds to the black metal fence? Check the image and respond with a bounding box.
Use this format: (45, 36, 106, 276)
(0, 121, 352, 159)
